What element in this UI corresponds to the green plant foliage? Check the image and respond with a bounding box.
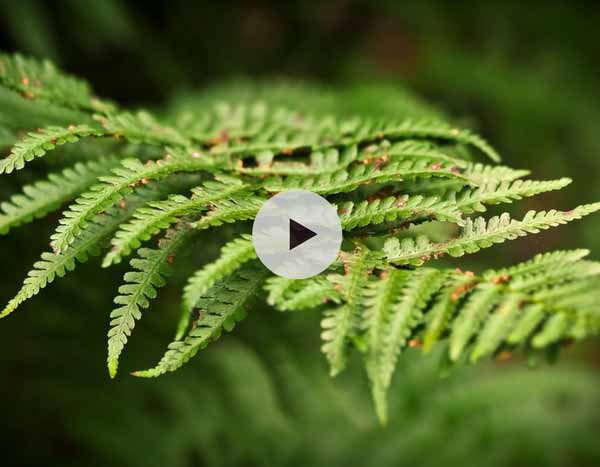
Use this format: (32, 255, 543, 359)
(134, 261, 268, 377)
(0, 156, 119, 233)
(0, 52, 106, 111)
(177, 233, 256, 339)
(265, 275, 342, 311)
(0, 124, 102, 174)
(103, 175, 248, 266)
(108, 224, 195, 378)
(1, 53, 599, 423)
(1, 185, 173, 318)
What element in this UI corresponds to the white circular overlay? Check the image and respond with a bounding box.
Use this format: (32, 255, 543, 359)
(252, 190, 343, 279)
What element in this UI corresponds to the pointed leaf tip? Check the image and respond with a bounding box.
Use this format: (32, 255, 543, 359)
(0, 300, 17, 319)
(108, 360, 118, 379)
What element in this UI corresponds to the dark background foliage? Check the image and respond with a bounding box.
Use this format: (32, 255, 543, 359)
(1, 1, 599, 466)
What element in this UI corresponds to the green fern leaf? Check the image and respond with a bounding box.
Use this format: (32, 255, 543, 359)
(339, 194, 463, 231)
(505, 304, 545, 345)
(0, 187, 167, 318)
(321, 249, 371, 376)
(2, 53, 600, 425)
(0, 124, 102, 174)
(103, 175, 248, 266)
(240, 146, 358, 176)
(386, 140, 469, 167)
(532, 313, 571, 348)
(483, 249, 590, 282)
(191, 195, 264, 230)
(0, 52, 109, 112)
(107, 225, 194, 378)
(422, 273, 475, 352)
(454, 178, 572, 214)
(462, 163, 529, 185)
(401, 163, 529, 196)
(533, 276, 600, 312)
(365, 267, 442, 423)
(384, 204, 600, 265)
(133, 262, 268, 378)
(509, 260, 600, 293)
(265, 275, 342, 312)
(449, 284, 500, 361)
(470, 294, 523, 362)
(0, 156, 119, 234)
(95, 111, 190, 148)
(264, 158, 470, 195)
(331, 118, 500, 162)
(176, 234, 256, 339)
(50, 153, 214, 253)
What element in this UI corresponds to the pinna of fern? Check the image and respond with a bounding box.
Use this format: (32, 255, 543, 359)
(1, 52, 600, 423)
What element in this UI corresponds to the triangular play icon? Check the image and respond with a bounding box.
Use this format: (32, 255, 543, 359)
(289, 218, 317, 250)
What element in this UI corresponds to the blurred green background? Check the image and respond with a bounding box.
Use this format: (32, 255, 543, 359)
(1, 1, 599, 466)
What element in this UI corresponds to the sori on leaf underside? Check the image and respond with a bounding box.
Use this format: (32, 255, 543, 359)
(1, 52, 599, 424)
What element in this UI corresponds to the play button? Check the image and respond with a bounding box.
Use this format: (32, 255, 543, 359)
(252, 190, 343, 279)
(289, 219, 317, 250)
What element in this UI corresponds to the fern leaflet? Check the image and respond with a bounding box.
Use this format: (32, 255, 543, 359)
(133, 262, 268, 377)
(0, 156, 119, 234)
(107, 225, 194, 378)
(176, 234, 256, 339)
(0, 187, 167, 318)
(103, 175, 248, 266)
(384, 204, 600, 265)
(0, 124, 102, 174)
(51, 153, 214, 253)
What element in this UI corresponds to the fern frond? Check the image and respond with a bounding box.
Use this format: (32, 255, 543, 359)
(264, 158, 470, 195)
(0, 111, 197, 175)
(531, 313, 571, 348)
(0, 124, 102, 174)
(448, 284, 500, 360)
(264, 277, 296, 308)
(422, 273, 475, 352)
(483, 249, 590, 282)
(265, 275, 342, 311)
(103, 176, 248, 266)
(384, 204, 600, 265)
(0, 157, 119, 234)
(506, 304, 545, 345)
(400, 163, 529, 197)
(50, 153, 214, 253)
(133, 262, 268, 378)
(0, 187, 166, 319)
(469, 294, 523, 362)
(191, 195, 264, 229)
(364, 267, 442, 423)
(533, 276, 600, 310)
(333, 118, 500, 162)
(204, 117, 499, 165)
(239, 146, 359, 176)
(453, 178, 572, 214)
(95, 111, 190, 148)
(321, 249, 371, 376)
(0, 52, 109, 112)
(382, 119, 501, 163)
(386, 140, 469, 167)
(352, 249, 600, 419)
(107, 225, 194, 378)
(176, 234, 256, 339)
(461, 163, 529, 185)
(509, 260, 600, 293)
(2, 52, 600, 425)
(339, 194, 463, 231)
